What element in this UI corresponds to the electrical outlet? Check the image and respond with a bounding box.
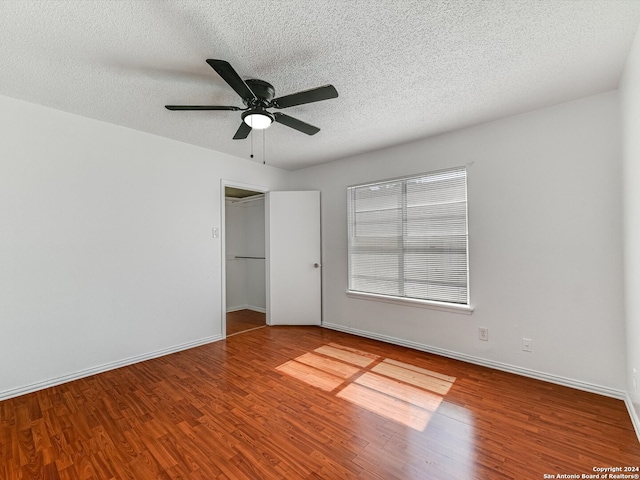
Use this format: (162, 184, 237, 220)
(478, 328, 488, 341)
(522, 338, 532, 352)
(212, 227, 219, 238)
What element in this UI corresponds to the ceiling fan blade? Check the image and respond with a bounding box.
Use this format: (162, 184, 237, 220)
(206, 59, 256, 101)
(274, 112, 320, 135)
(272, 84, 338, 109)
(165, 105, 243, 111)
(233, 122, 252, 140)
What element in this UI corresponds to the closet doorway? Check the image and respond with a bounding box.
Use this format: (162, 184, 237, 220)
(224, 185, 266, 337)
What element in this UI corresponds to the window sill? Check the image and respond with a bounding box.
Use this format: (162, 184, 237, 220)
(346, 290, 474, 315)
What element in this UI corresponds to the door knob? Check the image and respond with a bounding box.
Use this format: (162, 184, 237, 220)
(314, 263, 321, 268)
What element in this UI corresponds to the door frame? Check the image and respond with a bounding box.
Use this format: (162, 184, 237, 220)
(220, 179, 268, 339)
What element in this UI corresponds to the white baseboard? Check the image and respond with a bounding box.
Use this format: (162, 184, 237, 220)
(226, 304, 248, 313)
(624, 393, 640, 443)
(0, 334, 223, 402)
(226, 305, 266, 314)
(322, 322, 626, 400)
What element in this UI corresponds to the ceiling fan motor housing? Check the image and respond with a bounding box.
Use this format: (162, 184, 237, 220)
(244, 79, 275, 107)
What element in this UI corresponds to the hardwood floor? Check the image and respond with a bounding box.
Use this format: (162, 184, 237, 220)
(226, 309, 265, 336)
(1, 326, 639, 479)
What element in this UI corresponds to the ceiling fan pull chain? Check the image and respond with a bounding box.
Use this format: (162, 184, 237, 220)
(263, 129, 266, 165)
(250, 127, 254, 158)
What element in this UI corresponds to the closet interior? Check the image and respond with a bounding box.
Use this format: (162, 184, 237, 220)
(224, 187, 266, 336)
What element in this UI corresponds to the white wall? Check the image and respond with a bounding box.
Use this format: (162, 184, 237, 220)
(291, 91, 625, 392)
(225, 202, 248, 310)
(621, 24, 640, 424)
(225, 197, 266, 312)
(245, 199, 266, 309)
(0, 95, 289, 399)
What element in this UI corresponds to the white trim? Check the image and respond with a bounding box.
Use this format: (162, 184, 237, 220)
(0, 335, 222, 402)
(624, 393, 640, 443)
(226, 305, 266, 314)
(322, 322, 625, 400)
(346, 290, 473, 314)
(265, 193, 272, 326)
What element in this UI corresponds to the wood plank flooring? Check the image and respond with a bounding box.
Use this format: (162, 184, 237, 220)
(1, 326, 639, 479)
(226, 309, 265, 336)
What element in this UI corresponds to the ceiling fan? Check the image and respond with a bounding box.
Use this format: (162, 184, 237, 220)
(165, 59, 338, 139)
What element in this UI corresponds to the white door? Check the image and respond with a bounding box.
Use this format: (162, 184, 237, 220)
(266, 191, 321, 325)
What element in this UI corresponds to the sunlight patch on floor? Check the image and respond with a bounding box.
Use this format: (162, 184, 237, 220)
(313, 344, 377, 367)
(276, 359, 345, 391)
(372, 360, 453, 395)
(275, 343, 456, 431)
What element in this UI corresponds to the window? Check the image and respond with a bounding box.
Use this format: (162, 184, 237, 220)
(347, 167, 469, 309)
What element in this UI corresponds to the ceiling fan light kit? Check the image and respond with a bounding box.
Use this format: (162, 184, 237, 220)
(242, 109, 274, 129)
(165, 59, 338, 140)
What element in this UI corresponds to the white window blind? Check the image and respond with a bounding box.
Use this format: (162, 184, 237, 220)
(347, 167, 468, 305)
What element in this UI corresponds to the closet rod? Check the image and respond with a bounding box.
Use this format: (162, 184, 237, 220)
(234, 256, 265, 259)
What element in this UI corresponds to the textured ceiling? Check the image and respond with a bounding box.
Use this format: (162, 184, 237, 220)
(1, 1, 639, 170)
